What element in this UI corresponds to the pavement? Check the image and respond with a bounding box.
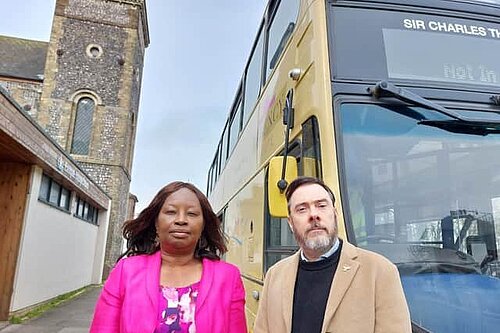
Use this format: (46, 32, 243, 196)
(0, 286, 101, 333)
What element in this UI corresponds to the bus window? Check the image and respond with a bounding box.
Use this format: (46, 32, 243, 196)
(218, 209, 226, 232)
(210, 158, 217, 192)
(339, 102, 500, 331)
(207, 164, 212, 193)
(218, 209, 227, 259)
(266, 0, 300, 79)
(216, 143, 222, 179)
(229, 99, 243, 156)
(302, 116, 322, 178)
(221, 127, 229, 169)
(243, 30, 264, 126)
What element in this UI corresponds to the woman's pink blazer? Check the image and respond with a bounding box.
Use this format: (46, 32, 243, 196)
(90, 251, 247, 333)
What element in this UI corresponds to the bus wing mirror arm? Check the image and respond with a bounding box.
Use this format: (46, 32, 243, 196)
(279, 89, 295, 193)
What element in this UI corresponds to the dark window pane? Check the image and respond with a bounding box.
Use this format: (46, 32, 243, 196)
(229, 101, 243, 156)
(266, 252, 294, 271)
(77, 198, 84, 217)
(269, 216, 297, 247)
(60, 188, 70, 210)
(83, 202, 89, 220)
(71, 97, 95, 155)
(266, 0, 300, 77)
(88, 206, 94, 222)
(302, 117, 321, 178)
(216, 144, 221, 176)
(243, 33, 263, 125)
(207, 167, 212, 193)
(49, 182, 61, 204)
(211, 160, 217, 191)
(39, 174, 51, 201)
(221, 129, 229, 168)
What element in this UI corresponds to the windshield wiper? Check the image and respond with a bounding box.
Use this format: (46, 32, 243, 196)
(370, 81, 462, 119)
(369, 81, 500, 135)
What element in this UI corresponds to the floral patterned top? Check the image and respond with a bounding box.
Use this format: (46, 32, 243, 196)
(154, 281, 200, 333)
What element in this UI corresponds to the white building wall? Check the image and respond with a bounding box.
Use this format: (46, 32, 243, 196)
(91, 205, 111, 283)
(10, 166, 109, 312)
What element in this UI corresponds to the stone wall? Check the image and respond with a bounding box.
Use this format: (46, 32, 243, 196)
(78, 162, 130, 275)
(37, 0, 147, 278)
(51, 19, 126, 106)
(0, 80, 43, 120)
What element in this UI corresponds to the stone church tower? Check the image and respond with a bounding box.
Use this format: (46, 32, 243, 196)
(37, 0, 149, 277)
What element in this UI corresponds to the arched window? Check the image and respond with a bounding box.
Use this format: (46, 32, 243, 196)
(71, 97, 95, 155)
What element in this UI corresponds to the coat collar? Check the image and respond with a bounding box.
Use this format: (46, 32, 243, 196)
(282, 251, 301, 333)
(145, 251, 162, 310)
(196, 258, 214, 313)
(321, 241, 360, 332)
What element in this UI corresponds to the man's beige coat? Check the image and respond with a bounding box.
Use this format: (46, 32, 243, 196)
(254, 241, 411, 333)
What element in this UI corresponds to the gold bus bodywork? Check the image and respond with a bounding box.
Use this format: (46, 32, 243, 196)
(208, 0, 347, 328)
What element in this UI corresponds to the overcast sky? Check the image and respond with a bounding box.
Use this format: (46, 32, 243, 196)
(0, 0, 267, 211)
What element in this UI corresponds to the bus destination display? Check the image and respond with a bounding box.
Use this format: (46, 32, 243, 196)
(383, 18, 500, 87)
(330, 7, 500, 90)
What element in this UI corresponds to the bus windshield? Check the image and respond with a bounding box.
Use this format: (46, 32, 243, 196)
(340, 102, 500, 332)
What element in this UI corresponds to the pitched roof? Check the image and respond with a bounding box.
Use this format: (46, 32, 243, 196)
(0, 35, 48, 81)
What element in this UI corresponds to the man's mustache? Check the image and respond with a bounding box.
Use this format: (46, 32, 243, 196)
(307, 223, 327, 233)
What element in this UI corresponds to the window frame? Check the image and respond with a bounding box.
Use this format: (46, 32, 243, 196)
(38, 174, 71, 212)
(221, 126, 229, 170)
(265, 0, 300, 80)
(228, 97, 243, 157)
(74, 195, 99, 225)
(70, 96, 96, 155)
(242, 26, 265, 127)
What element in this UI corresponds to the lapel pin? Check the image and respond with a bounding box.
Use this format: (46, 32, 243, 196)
(342, 265, 351, 272)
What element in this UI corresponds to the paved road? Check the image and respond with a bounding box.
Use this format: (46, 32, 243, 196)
(0, 286, 100, 333)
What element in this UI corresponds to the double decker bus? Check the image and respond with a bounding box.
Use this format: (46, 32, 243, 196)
(206, 0, 500, 331)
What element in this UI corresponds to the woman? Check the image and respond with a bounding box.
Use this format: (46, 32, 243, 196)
(90, 182, 247, 333)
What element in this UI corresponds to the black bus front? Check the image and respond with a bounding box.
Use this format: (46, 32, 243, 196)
(328, 1, 500, 332)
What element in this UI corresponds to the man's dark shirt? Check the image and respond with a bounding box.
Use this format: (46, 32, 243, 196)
(291, 240, 343, 333)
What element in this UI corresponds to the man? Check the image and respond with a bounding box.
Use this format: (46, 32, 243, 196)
(254, 177, 411, 333)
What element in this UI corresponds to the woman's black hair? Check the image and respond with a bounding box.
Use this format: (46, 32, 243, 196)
(119, 181, 227, 261)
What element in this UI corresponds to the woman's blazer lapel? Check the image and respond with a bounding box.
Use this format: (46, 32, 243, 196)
(197, 258, 214, 314)
(145, 251, 161, 312)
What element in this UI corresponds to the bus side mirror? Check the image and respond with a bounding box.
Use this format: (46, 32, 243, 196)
(268, 156, 298, 217)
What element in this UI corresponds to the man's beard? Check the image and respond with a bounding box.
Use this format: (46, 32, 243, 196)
(304, 234, 334, 253)
(294, 225, 336, 255)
